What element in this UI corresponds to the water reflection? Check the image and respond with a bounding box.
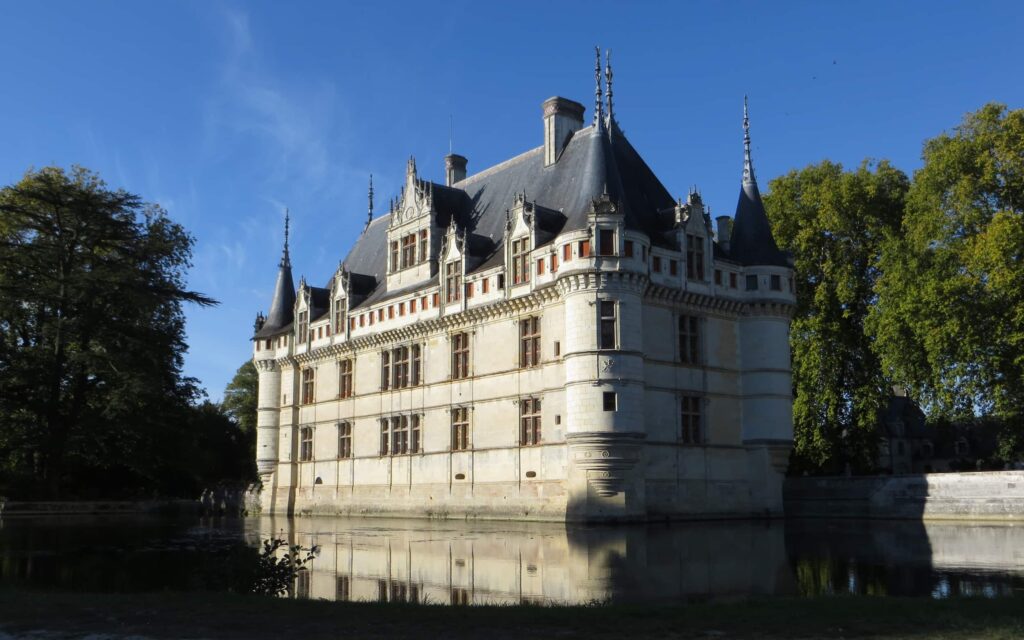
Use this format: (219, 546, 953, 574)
(1, 514, 1022, 604)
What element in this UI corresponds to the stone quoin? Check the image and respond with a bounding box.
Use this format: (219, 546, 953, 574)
(251, 51, 795, 522)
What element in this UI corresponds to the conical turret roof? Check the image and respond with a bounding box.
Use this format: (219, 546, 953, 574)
(255, 213, 296, 338)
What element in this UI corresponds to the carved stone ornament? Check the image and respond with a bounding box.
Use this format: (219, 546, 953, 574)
(566, 431, 644, 497)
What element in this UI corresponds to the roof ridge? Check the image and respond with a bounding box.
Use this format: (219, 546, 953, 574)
(457, 146, 544, 187)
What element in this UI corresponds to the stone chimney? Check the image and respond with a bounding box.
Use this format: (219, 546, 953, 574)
(716, 215, 733, 253)
(445, 154, 467, 186)
(542, 96, 585, 166)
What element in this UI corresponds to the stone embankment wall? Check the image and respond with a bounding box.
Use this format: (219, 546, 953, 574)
(785, 471, 1024, 521)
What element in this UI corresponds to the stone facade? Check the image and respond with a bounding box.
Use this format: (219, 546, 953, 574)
(251, 61, 794, 522)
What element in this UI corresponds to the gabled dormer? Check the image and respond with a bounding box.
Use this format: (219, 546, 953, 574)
(505, 192, 536, 290)
(330, 264, 349, 340)
(294, 276, 311, 348)
(588, 192, 625, 257)
(386, 156, 439, 291)
(678, 190, 712, 283)
(439, 220, 466, 314)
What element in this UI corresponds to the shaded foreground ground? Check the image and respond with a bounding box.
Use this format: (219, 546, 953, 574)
(2, 589, 1023, 639)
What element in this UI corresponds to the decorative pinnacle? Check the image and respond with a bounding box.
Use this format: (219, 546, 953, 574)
(594, 46, 604, 128)
(367, 174, 374, 227)
(743, 95, 755, 185)
(604, 49, 614, 124)
(280, 208, 291, 268)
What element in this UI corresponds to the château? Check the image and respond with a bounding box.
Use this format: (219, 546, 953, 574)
(252, 52, 795, 521)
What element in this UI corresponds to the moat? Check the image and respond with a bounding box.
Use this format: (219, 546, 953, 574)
(2, 515, 1021, 604)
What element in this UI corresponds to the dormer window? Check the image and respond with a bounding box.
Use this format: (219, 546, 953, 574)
(512, 238, 530, 285)
(598, 229, 615, 256)
(333, 303, 345, 333)
(401, 234, 416, 268)
(686, 234, 705, 280)
(297, 310, 309, 342)
(418, 230, 428, 262)
(390, 241, 399, 272)
(445, 261, 462, 303)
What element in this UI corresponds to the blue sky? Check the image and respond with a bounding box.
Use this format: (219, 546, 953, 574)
(2, 1, 1022, 400)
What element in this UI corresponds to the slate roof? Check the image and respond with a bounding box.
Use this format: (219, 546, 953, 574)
(254, 256, 296, 339)
(730, 177, 789, 267)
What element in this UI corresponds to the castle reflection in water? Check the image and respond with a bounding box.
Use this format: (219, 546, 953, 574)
(251, 516, 1024, 605)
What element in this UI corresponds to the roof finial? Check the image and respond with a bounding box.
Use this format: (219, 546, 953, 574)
(367, 174, 374, 227)
(604, 49, 614, 125)
(594, 46, 604, 129)
(280, 208, 291, 268)
(743, 95, 755, 185)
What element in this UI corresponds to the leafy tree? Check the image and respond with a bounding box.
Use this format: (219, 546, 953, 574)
(764, 160, 909, 473)
(0, 166, 215, 497)
(222, 360, 258, 437)
(869, 103, 1024, 462)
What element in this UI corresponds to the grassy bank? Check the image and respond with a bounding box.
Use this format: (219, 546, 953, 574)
(1, 589, 1022, 639)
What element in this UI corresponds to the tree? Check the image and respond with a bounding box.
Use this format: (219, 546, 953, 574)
(0, 166, 215, 497)
(764, 160, 909, 473)
(869, 103, 1024, 461)
(222, 360, 258, 437)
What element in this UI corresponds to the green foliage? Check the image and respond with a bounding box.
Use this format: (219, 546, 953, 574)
(764, 160, 909, 473)
(0, 166, 238, 498)
(869, 104, 1024, 460)
(222, 360, 258, 437)
(248, 538, 321, 597)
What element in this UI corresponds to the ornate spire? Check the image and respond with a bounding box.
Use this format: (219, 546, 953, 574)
(604, 49, 614, 125)
(743, 95, 755, 185)
(593, 46, 604, 129)
(280, 208, 291, 268)
(367, 174, 374, 227)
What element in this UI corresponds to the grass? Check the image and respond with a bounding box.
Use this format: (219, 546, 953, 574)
(1, 588, 1022, 639)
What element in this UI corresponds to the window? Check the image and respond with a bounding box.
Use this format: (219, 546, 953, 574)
(562, 244, 571, 262)
(402, 233, 416, 268)
(299, 426, 314, 461)
(446, 261, 462, 303)
(378, 309, 384, 321)
(578, 239, 591, 257)
(452, 407, 470, 451)
(519, 316, 541, 368)
(432, 293, 439, 307)
(624, 240, 634, 258)
(497, 274, 505, 289)
(670, 260, 678, 276)
(746, 274, 758, 291)
(680, 395, 702, 444)
(393, 346, 410, 388)
(380, 351, 390, 390)
(482, 278, 489, 294)
(550, 254, 558, 273)
(380, 415, 420, 456)
(337, 422, 352, 459)
(297, 310, 309, 343)
(338, 359, 353, 398)
(520, 398, 542, 446)
(379, 419, 389, 456)
(392, 416, 408, 455)
(512, 238, 530, 285)
(452, 332, 470, 379)
(599, 301, 616, 350)
(770, 274, 782, 291)
(714, 270, 722, 286)
(388, 306, 394, 319)
(652, 256, 662, 272)
(411, 414, 422, 453)
(411, 344, 422, 386)
(678, 315, 700, 364)
(599, 229, 615, 256)
(419, 230, 428, 262)
(410, 298, 417, 313)
(536, 258, 545, 276)
(382, 346, 419, 390)
(686, 234, 705, 280)
(729, 272, 738, 289)
(301, 368, 316, 404)
(390, 240, 399, 271)
(334, 303, 345, 333)
(603, 392, 617, 411)
(399, 302, 405, 316)
(466, 282, 474, 298)
(553, 340, 561, 356)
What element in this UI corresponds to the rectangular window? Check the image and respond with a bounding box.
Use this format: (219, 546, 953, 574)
(603, 392, 617, 412)
(337, 422, 352, 459)
(714, 270, 722, 285)
(381, 351, 391, 390)
(446, 262, 462, 303)
(399, 302, 405, 316)
(338, 359, 353, 398)
(599, 229, 615, 256)
(419, 230, 428, 263)
(390, 240, 399, 272)
(334, 303, 345, 333)
(678, 315, 701, 364)
(451, 407, 470, 451)
(432, 293, 439, 307)
(652, 256, 662, 272)
(578, 239, 591, 258)
(550, 254, 558, 273)
(393, 346, 410, 388)
(497, 274, 505, 289)
(520, 398, 542, 446)
(393, 416, 408, 455)
(350, 318, 356, 331)
(410, 298, 417, 313)
(670, 260, 678, 276)
(482, 278, 489, 294)
(536, 258, 545, 276)
(624, 240, 634, 258)
(680, 395, 702, 444)
(301, 367, 316, 404)
(452, 332, 470, 380)
(379, 419, 389, 456)
(599, 300, 616, 350)
(402, 233, 416, 268)
(562, 244, 571, 262)
(299, 426, 313, 461)
(388, 306, 394, 319)
(410, 414, 421, 454)
(411, 344, 422, 386)
(730, 272, 738, 289)
(512, 238, 530, 285)
(519, 316, 541, 368)
(770, 274, 782, 291)
(686, 234, 705, 280)
(466, 282, 474, 298)
(746, 274, 758, 291)
(378, 309, 384, 321)
(297, 310, 309, 343)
